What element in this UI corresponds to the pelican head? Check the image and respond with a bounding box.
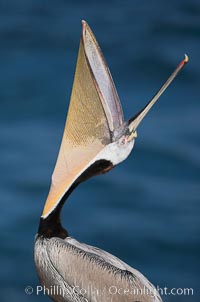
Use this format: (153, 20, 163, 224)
(40, 21, 188, 224)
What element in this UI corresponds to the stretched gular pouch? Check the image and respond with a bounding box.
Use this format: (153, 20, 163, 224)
(42, 21, 124, 218)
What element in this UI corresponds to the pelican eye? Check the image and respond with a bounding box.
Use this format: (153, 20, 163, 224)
(119, 136, 128, 146)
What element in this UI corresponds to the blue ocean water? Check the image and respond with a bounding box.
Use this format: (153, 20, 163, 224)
(0, 0, 199, 301)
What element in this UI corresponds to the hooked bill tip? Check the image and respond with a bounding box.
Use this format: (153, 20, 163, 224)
(82, 20, 87, 31)
(184, 54, 189, 63)
(179, 54, 189, 68)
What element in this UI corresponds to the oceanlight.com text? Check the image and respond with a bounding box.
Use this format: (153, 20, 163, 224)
(25, 284, 193, 299)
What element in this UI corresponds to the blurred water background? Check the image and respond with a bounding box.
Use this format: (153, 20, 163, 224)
(0, 0, 199, 301)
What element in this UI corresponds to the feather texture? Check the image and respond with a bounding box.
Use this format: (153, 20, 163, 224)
(35, 236, 162, 302)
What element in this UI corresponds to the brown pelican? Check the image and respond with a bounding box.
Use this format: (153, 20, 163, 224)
(34, 21, 188, 302)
